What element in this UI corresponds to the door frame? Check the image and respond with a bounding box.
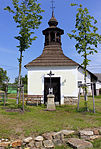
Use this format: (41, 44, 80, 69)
(44, 77, 61, 104)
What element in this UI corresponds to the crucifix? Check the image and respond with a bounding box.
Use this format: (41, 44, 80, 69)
(47, 70, 54, 94)
(50, 0, 55, 16)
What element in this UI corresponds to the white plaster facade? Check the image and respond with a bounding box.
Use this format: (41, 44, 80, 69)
(96, 81, 101, 90)
(27, 65, 95, 105)
(77, 67, 92, 95)
(27, 66, 78, 105)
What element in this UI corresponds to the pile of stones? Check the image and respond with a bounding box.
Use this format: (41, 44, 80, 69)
(0, 128, 101, 149)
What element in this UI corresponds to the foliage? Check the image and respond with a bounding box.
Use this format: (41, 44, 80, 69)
(14, 74, 27, 93)
(0, 68, 9, 91)
(14, 74, 27, 85)
(4, 0, 44, 52)
(67, 3, 101, 110)
(67, 4, 101, 77)
(4, 0, 44, 103)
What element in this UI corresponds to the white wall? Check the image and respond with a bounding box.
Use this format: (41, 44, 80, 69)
(27, 66, 78, 104)
(96, 81, 101, 90)
(78, 67, 92, 94)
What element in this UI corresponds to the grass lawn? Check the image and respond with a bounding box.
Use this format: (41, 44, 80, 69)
(0, 95, 101, 141)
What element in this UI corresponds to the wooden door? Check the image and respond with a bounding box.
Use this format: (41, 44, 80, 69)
(44, 77, 60, 104)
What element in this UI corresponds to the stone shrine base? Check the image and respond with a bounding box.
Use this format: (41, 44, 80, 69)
(47, 94, 56, 111)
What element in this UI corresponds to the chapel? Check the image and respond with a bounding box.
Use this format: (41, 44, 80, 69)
(25, 10, 97, 105)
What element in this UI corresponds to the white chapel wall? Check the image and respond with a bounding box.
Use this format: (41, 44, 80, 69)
(78, 67, 92, 95)
(27, 66, 78, 104)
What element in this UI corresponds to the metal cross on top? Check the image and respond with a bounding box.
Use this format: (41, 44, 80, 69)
(50, 0, 55, 15)
(47, 70, 54, 94)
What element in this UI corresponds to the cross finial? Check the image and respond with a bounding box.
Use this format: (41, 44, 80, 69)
(50, 0, 55, 17)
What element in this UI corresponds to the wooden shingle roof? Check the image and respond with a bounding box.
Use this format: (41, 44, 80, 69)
(25, 45, 78, 67)
(94, 73, 101, 82)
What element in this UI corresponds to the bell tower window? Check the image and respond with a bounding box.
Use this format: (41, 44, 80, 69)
(50, 32, 55, 42)
(56, 32, 60, 43)
(45, 33, 49, 45)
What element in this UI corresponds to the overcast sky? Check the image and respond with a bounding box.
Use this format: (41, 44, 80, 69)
(0, 0, 101, 82)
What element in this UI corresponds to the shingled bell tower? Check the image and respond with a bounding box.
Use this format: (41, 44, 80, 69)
(42, 11, 64, 47)
(43, 11, 64, 47)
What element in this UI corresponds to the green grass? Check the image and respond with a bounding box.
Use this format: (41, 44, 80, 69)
(92, 138, 101, 149)
(0, 96, 101, 140)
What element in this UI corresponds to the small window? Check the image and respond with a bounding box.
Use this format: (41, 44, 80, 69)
(78, 81, 82, 87)
(50, 32, 55, 42)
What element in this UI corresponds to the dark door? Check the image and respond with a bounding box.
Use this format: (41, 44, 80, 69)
(44, 77, 60, 104)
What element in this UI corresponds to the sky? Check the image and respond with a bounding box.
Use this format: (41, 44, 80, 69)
(0, 0, 101, 83)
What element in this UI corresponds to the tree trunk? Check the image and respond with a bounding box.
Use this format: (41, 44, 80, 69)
(17, 50, 22, 105)
(84, 54, 88, 111)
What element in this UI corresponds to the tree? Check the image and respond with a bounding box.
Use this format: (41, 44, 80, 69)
(0, 68, 9, 91)
(67, 4, 101, 110)
(14, 74, 27, 93)
(4, 0, 44, 104)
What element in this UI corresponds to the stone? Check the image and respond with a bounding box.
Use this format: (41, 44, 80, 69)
(90, 135, 101, 140)
(60, 130, 75, 136)
(67, 138, 93, 149)
(64, 97, 78, 105)
(47, 94, 56, 111)
(0, 147, 5, 149)
(79, 130, 93, 136)
(80, 135, 90, 140)
(42, 132, 53, 140)
(23, 137, 33, 143)
(1, 139, 5, 142)
(5, 139, 9, 142)
(34, 136, 44, 142)
(0, 142, 10, 147)
(35, 141, 43, 148)
(53, 139, 63, 146)
(43, 140, 54, 148)
(53, 132, 64, 140)
(28, 140, 35, 147)
(93, 129, 99, 135)
(11, 140, 22, 147)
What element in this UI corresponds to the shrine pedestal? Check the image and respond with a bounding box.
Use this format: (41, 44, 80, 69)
(47, 94, 56, 111)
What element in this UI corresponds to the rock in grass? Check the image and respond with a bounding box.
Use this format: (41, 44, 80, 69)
(35, 141, 43, 148)
(11, 139, 22, 147)
(42, 132, 54, 140)
(60, 130, 75, 136)
(90, 135, 101, 140)
(53, 132, 64, 140)
(43, 140, 54, 148)
(34, 136, 43, 142)
(0, 142, 11, 147)
(79, 130, 93, 136)
(23, 137, 33, 143)
(67, 138, 93, 149)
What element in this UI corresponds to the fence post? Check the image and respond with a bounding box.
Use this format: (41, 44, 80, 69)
(92, 83, 95, 113)
(77, 87, 81, 111)
(16, 87, 19, 104)
(22, 86, 24, 112)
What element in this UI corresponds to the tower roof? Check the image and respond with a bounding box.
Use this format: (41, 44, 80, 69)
(25, 11, 78, 68)
(48, 11, 58, 27)
(25, 45, 78, 67)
